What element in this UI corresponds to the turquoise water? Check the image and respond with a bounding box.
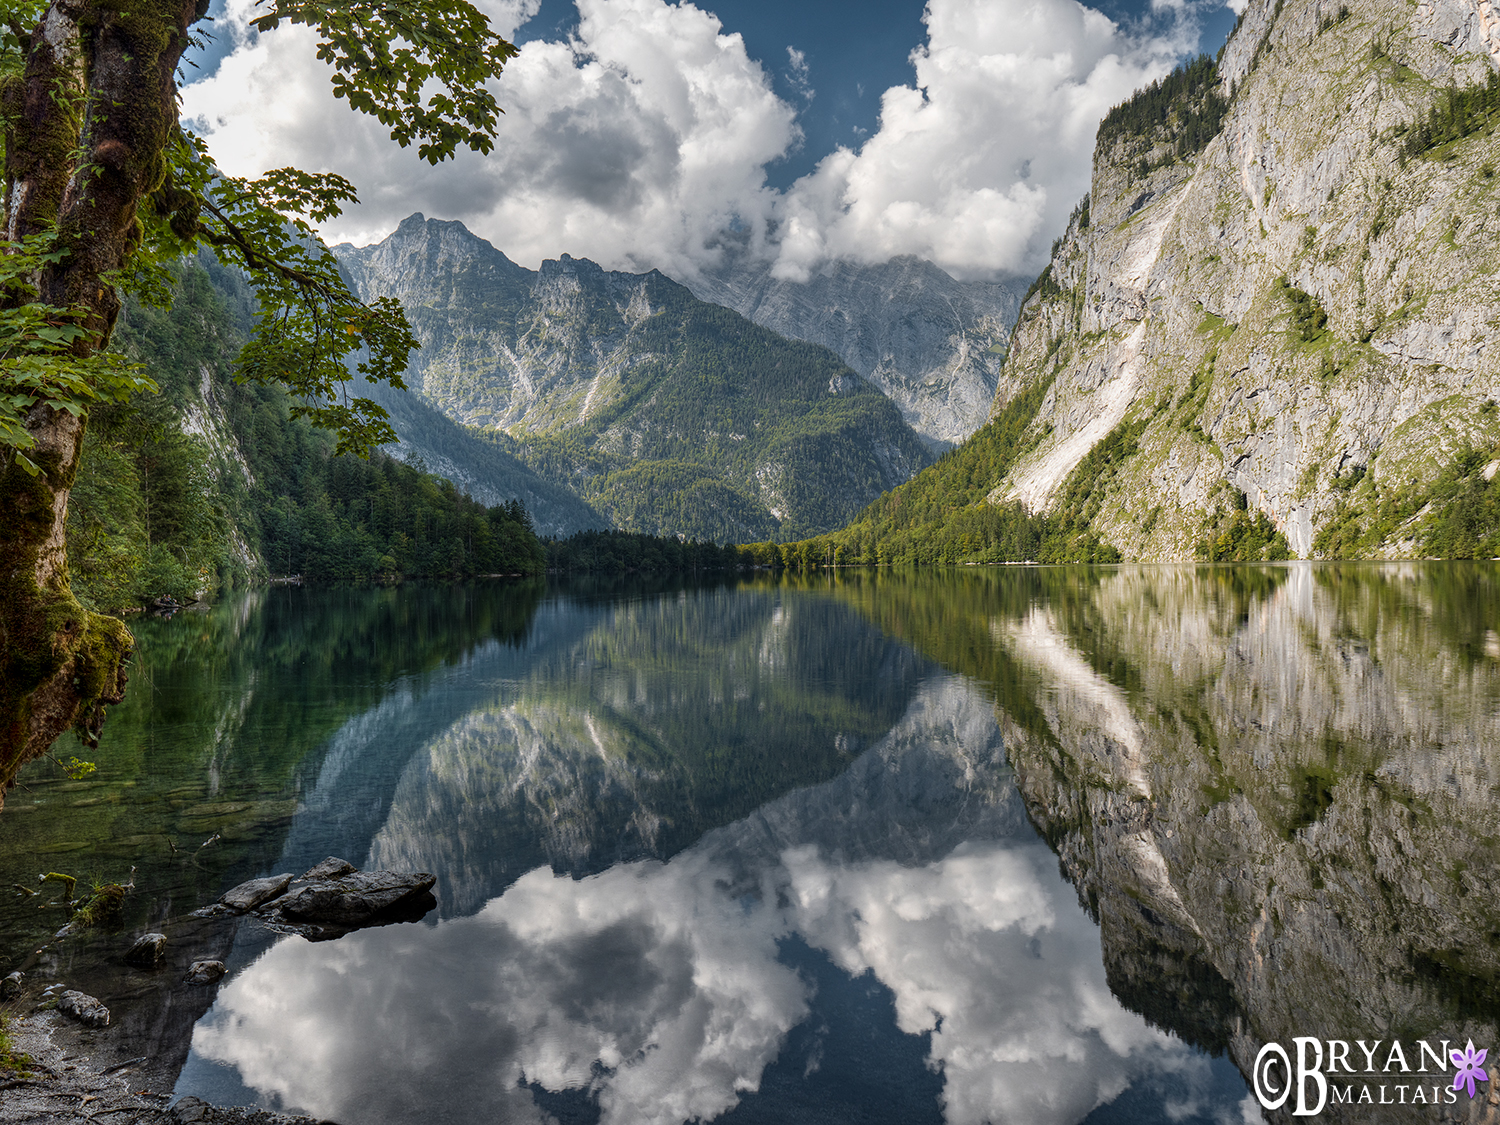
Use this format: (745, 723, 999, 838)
(5, 566, 1498, 1123)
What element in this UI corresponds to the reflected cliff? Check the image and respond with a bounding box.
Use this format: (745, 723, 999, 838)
(834, 563, 1500, 1122)
(0, 581, 548, 1095)
(4, 577, 941, 1111)
(361, 586, 925, 916)
(12, 565, 1497, 1124)
(0, 582, 545, 965)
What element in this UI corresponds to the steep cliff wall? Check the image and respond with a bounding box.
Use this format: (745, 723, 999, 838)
(995, 565, 1500, 1121)
(993, 0, 1500, 559)
(836, 564, 1500, 1122)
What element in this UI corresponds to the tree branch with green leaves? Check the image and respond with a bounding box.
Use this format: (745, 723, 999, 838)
(0, 0, 517, 808)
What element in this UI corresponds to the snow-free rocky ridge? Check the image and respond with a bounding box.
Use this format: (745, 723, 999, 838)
(977, 0, 1500, 559)
(336, 218, 934, 542)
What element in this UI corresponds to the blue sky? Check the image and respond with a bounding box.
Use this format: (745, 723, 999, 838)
(183, 0, 1240, 282)
(512, 0, 936, 189)
(512, 0, 1239, 189)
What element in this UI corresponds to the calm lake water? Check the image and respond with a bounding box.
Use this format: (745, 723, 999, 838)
(2, 566, 1497, 1124)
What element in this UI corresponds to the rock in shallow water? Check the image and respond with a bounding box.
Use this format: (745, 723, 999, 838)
(56, 989, 109, 1028)
(218, 873, 294, 913)
(278, 871, 436, 928)
(184, 960, 227, 985)
(0, 970, 20, 1000)
(168, 1097, 211, 1123)
(125, 932, 167, 968)
(299, 856, 357, 881)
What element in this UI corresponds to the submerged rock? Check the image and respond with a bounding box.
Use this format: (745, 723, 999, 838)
(124, 932, 167, 969)
(0, 971, 20, 1000)
(56, 990, 109, 1028)
(169, 1098, 213, 1123)
(277, 871, 436, 929)
(218, 873, 294, 913)
(184, 960, 227, 986)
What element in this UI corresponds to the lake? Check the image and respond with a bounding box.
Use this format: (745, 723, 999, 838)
(2, 565, 1496, 1124)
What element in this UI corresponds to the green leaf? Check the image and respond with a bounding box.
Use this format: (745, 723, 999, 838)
(248, 1, 518, 164)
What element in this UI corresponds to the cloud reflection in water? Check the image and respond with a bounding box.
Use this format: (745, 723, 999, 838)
(189, 677, 1235, 1124)
(193, 846, 1216, 1125)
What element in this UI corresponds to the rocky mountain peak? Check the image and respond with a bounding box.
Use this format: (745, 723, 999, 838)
(970, 0, 1500, 560)
(334, 215, 934, 542)
(685, 248, 1025, 450)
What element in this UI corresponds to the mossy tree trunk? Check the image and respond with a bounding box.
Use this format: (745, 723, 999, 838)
(0, 0, 205, 807)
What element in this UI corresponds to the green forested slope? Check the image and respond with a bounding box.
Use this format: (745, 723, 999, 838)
(740, 374, 1172, 567)
(67, 262, 545, 611)
(500, 293, 932, 542)
(543, 529, 740, 574)
(1096, 53, 1229, 174)
(353, 380, 605, 537)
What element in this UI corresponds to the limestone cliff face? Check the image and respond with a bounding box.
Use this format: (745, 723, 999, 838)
(993, 0, 1500, 559)
(352, 377, 605, 537)
(686, 255, 1021, 451)
(177, 364, 262, 585)
(337, 216, 673, 435)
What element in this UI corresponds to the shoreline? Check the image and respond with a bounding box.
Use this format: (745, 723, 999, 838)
(0, 1008, 329, 1124)
(0, 935, 334, 1125)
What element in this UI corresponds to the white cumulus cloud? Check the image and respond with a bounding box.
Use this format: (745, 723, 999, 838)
(769, 0, 1192, 280)
(185, 0, 797, 278)
(187, 671, 1244, 1125)
(182, 0, 1213, 282)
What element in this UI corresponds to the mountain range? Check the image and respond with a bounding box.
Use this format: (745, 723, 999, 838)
(685, 248, 1021, 450)
(86, 0, 1500, 566)
(335, 217, 965, 541)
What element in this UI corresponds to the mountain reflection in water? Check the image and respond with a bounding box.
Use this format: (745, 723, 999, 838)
(832, 563, 1500, 1124)
(12, 565, 1494, 1124)
(184, 677, 1249, 1125)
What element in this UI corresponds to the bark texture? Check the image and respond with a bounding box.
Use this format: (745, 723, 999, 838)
(0, 0, 205, 807)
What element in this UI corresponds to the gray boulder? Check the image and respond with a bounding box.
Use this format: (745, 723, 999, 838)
(299, 857, 357, 881)
(218, 873, 294, 913)
(278, 871, 436, 928)
(56, 989, 109, 1028)
(183, 960, 227, 986)
(125, 932, 167, 969)
(0, 970, 20, 1000)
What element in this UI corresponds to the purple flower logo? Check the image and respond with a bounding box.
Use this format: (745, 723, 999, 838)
(1451, 1040, 1490, 1099)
